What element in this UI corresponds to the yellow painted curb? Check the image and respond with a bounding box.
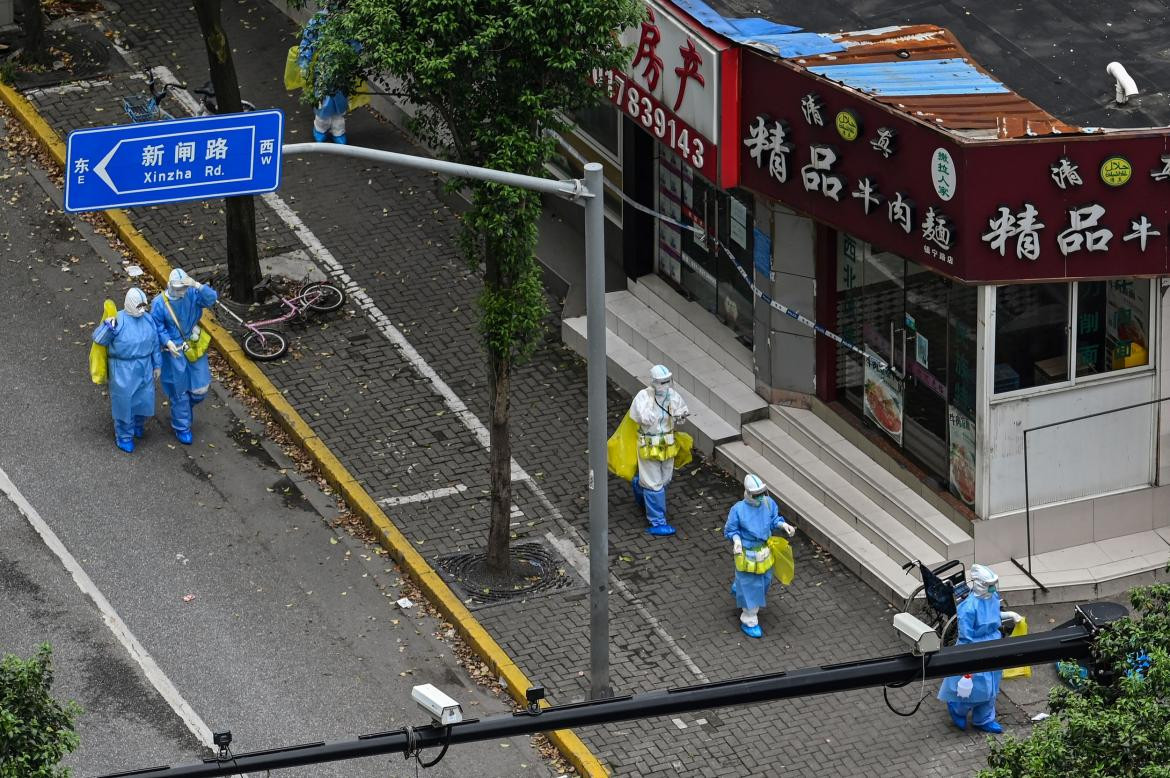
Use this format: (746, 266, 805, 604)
(0, 81, 608, 778)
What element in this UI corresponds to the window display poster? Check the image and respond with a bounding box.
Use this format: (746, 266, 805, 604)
(864, 348, 904, 445)
(916, 333, 929, 368)
(947, 406, 976, 507)
(729, 197, 748, 249)
(1105, 279, 1150, 368)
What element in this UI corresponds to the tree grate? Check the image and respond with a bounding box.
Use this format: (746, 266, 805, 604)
(436, 542, 576, 605)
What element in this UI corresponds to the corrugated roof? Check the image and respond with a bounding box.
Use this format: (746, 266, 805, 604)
(667, 0, 1090, 139)
(784, 25, 1087, 138)
(805, 59, 1010, 97)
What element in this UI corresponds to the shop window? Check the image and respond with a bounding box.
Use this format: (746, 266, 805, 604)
(1076, 280, 1151, 375)
(568, 103, 619, 159)
(993, 283, 1070, 392)
(994, 279, 1154, 395)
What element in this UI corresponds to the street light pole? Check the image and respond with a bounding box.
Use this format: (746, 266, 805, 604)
(281, 143, 610, 699)
(583, 162, 610, 699)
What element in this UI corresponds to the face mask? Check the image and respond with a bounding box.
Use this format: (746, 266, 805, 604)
(168, 284, 187, 299)
(745, 492, 762, 507)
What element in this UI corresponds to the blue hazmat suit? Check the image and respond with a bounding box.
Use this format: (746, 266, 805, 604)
(151, 284, 218, 433)
(938, 590, 1003, 727)
(723, 495, 788, 611)
(297, 11, 351, 139)
(92, 310, 160, 441)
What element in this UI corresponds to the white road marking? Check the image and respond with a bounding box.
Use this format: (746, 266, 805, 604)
(153, 66, 708, 683)
(0, 466, 227, 759)
(378, 484, 468, 506)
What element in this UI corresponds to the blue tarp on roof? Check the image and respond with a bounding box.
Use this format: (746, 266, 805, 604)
(670, 0, 845, 58)
(806, 58, 1011, 96)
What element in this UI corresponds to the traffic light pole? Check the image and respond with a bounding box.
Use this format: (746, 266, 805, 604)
(93, 602, 1125, 778)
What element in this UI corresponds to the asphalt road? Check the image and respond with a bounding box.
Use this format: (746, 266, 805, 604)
(0, 119, 552, 777)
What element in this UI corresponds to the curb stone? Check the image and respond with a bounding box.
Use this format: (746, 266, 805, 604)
(0, 80, 606, 778)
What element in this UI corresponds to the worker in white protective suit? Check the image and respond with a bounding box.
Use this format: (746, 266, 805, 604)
(628, 364, 689, 536)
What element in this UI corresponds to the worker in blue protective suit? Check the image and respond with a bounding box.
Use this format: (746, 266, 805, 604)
(297, 3, 354, 144)
(938, 564, 1005, 733)
(629, 364, 689, 536)
(92, 288, 160, 453)
(724, 474, 796, 638)
(151, 269, 218, 445)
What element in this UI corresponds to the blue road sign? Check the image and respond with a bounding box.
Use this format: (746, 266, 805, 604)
(64, 110, 284, 213)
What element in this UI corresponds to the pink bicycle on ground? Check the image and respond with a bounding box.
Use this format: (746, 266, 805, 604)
(216, 276, 345, 361)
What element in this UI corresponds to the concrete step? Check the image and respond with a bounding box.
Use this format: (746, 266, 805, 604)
(562, 316, 739, 456)
(716, 440, 920, 606)
(988, 527, 1170, 605)
(602, 290, 767, 429)
(770, 405, 973, 562)
(626, 275, 755, 387)
(742, 419, 944, 569)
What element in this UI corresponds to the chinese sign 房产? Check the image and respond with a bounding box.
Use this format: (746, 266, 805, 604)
(611, 0, 725, 181)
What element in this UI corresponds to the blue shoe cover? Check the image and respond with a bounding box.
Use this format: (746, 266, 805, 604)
(313, 129, 328, 142)
(332, 133, 348, 145)
(133, 424, 145, 439)
(175, 429, 193, 445)
(949, 708, 968, 731)
(646, 524, 676, 536)
(116, 437, 134, 453)
(740, 623, 762, 639)
(974, 720, 1003, 734)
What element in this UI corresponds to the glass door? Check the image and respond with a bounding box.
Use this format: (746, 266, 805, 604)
(902, 265, 951, 483)
(859, 250, 908, 449)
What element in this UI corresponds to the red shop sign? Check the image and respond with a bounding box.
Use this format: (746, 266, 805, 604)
(737, 49, 1170, 282)
(607, 0, 740, 187)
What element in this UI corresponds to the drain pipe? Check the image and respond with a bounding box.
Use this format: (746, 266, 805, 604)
(1106, 61, 1139, 104)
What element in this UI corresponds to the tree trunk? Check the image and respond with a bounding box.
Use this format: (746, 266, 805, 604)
(17, 0, 49, 66)
(484, 288, 513, 577)
(192, 0, 260, 303)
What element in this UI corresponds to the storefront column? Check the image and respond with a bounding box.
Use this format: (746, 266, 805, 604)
(754, 204, 816, 399)
(1159, 279, 1170, 486)
(975, 284, 994, 520)
(814, 223, 837, 402)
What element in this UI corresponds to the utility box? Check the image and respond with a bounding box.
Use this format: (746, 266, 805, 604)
(0, 0, 12, 27)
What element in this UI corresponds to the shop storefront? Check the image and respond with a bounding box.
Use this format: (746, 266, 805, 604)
(735, 40, 1167, 523)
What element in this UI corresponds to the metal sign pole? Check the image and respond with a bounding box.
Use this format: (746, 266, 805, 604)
(583, 162, 610, 699)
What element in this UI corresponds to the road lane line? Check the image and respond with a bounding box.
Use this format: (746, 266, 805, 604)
(0, 466, 225, 758)
(378, 484, 468, 506)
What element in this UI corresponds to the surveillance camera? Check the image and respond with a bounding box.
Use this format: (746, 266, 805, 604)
(893, 612, 941, 655)
(411, 684, 464, 726)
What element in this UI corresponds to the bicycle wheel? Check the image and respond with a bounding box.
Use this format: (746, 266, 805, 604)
(302, 282, 345, 313)
(242, 329, 288, 361)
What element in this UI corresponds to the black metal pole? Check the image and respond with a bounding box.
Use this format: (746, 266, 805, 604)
(94, 602, 1125, 778)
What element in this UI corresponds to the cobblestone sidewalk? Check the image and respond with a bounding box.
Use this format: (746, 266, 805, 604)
(28, 2, 1027, 774)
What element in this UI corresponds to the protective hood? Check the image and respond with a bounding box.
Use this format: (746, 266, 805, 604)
(123, 287, 149, 317)
(167, 268, 189, 299)
(969, 564, 999, 599)
(743, 473, 766, 505)
(649, 364, 672, 397)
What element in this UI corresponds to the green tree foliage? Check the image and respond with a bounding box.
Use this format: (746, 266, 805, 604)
(290, 0, 640, 573)
(979, 582, 1170, 778)
(0, 644, 80, 778)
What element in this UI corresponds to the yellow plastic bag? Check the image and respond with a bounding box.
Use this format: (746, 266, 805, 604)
(673, 431, 694, 470)
(285, 44, 370, 111)
(284, 46, 305, 91)
(767, 536, 795, 585)
(606, 413, 639, 482)
(1002, 616, 1032, 678)
(89, 299, 117, 385)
